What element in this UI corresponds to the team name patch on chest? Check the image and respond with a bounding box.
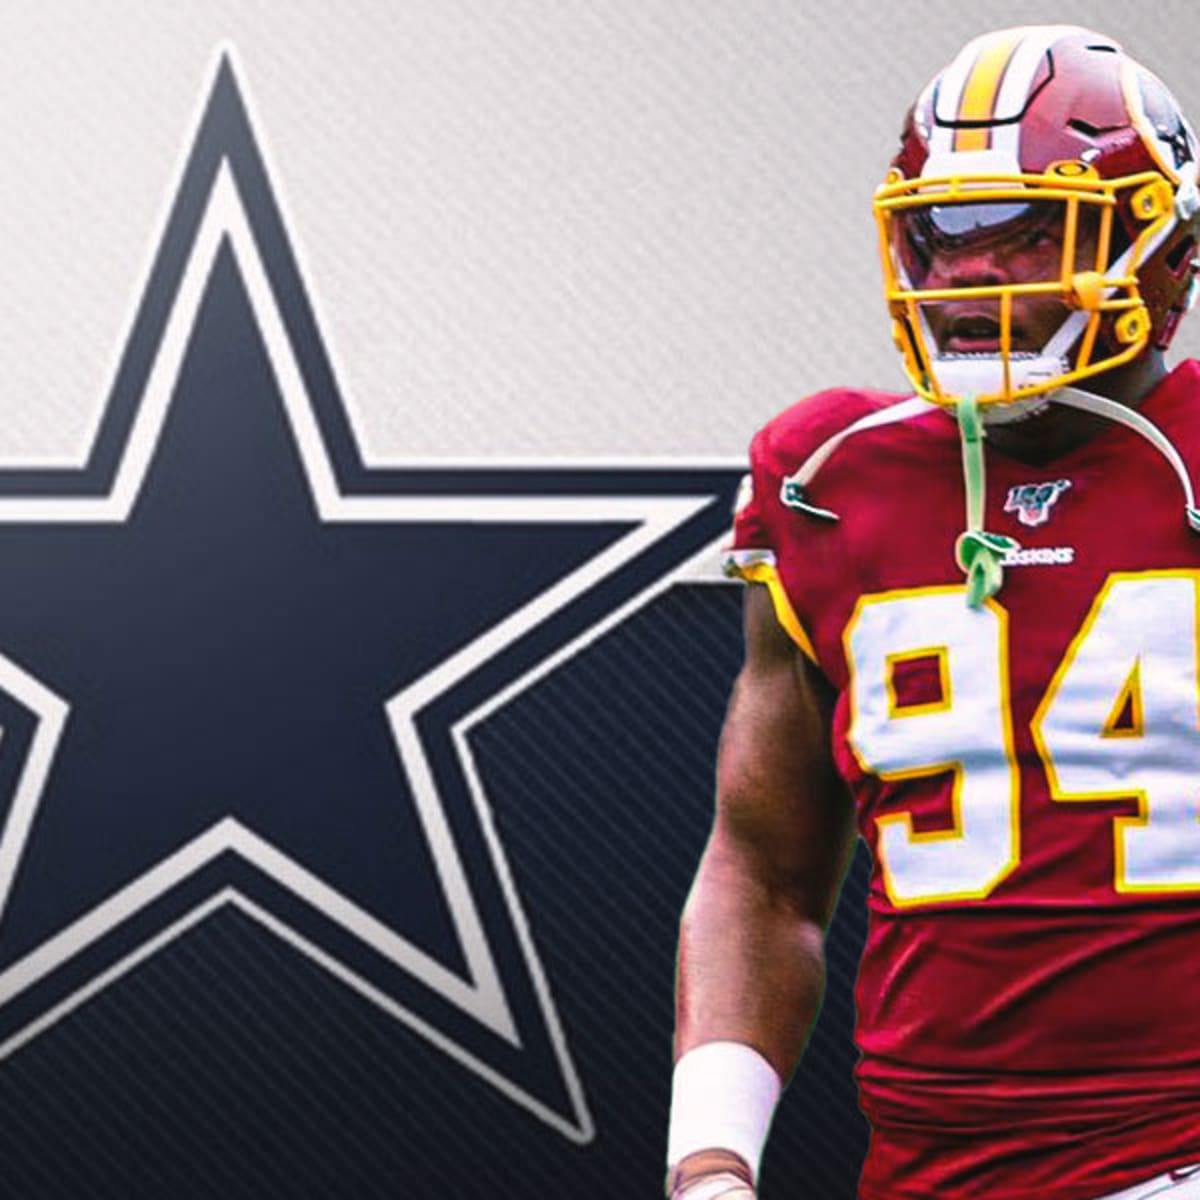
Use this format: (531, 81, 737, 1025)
(1001, 544, 1075, 566)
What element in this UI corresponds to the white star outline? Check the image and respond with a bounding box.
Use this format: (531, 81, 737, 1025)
(0, 47, 729, 1142)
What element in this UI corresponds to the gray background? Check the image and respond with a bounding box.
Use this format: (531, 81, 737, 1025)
(3, 1, 1200, 466)
(0, 7, 1198, 1197)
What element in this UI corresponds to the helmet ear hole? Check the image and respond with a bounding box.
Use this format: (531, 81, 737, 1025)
(1166, 235, 1197, 277)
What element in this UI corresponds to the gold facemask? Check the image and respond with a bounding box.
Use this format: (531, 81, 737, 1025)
(874, 160, 1175, 408)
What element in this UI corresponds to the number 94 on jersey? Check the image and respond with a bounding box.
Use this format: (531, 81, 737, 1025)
(844, 571, 1200, 907)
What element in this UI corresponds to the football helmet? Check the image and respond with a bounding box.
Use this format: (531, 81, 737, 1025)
(875, 25, 1200, 409)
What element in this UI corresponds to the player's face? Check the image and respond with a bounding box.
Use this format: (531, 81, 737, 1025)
(895, 201, 1099, 355)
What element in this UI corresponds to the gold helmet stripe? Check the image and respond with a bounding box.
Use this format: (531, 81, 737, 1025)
(954, 29, 1027, 151)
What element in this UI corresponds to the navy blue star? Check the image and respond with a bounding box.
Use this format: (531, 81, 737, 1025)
(0, 56, 737, 1136)
(1158, 117, 1194, 169)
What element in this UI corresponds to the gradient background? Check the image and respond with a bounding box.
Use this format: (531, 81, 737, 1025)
(1, 4, 1199, 1197)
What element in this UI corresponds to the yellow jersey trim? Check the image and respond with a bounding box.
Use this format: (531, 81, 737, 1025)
(725, 555, 818, 664)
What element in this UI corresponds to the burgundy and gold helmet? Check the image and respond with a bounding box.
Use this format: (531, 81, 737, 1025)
(875, 26, 1200, 409)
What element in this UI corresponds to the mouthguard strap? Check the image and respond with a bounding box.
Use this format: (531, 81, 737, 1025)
(953, 393, 1019, 609)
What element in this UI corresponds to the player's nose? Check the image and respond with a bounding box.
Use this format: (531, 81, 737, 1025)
(928, 246, 1009, 289)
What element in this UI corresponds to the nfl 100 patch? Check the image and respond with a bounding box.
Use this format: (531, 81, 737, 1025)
(1004, 479, 1072, 527)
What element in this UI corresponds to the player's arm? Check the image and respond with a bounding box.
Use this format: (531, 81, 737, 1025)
(668, 583, 857, 1197)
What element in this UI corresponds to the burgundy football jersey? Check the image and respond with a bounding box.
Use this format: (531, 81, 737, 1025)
(727, 361, 1200, 1199)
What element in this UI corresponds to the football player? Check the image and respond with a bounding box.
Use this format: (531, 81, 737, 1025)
(669, 25, 1200, 1200)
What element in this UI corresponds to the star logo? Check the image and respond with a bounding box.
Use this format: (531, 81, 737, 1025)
(1158, 117, 1194, 170)
(0, 51, 736, 1142)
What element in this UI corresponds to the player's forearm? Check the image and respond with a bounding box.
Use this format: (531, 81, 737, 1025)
(675, 836, 827, 1081)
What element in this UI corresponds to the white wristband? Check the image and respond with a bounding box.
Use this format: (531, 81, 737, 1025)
(666, 1041, 782, 1182)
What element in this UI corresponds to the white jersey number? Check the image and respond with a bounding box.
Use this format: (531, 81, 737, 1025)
(845, 572, 1200, 905)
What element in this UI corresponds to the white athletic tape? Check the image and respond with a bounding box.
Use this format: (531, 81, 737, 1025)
(666, 1041, 782, 1182)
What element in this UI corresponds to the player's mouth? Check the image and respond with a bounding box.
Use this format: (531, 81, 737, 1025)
(941, 312, 1027, 354)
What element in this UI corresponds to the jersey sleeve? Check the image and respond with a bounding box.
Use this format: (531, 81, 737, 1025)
(721, 425, 818, 663)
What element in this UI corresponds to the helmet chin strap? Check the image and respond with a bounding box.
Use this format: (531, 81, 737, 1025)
(930, 354, 1070, 413)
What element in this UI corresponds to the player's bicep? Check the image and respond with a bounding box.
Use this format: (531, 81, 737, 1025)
(712, 584, 855, 927)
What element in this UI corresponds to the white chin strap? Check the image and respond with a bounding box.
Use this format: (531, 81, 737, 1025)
(930, 352, 1070, 414)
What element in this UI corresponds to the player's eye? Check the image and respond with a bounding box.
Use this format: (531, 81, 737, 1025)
(901, 225, 932, 276)
(926, 201, 1037, 244)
